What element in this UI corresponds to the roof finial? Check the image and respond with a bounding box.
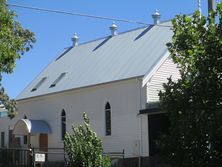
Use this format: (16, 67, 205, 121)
(109, 22, 118, 36)
(71, 33, 79, 47)
(152, 9, 160, 25)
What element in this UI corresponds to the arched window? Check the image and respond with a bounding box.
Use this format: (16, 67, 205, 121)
(61, 110, 66, 140)
(105, 102, 111, 136)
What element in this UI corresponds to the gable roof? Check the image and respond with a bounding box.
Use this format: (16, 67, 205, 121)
(17, 21, 172, 100)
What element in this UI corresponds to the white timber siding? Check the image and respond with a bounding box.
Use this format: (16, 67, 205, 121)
(0, 116, 28, 149)
(0, 116, 10, 148)
(146, 57, 180, 102)
(15, 78, 148, 159)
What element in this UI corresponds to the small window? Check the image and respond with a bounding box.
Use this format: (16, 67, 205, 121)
(31, 77, 47, 92)
(23, 135, 27, 145)
(8, 130, 13, 148)
(61, 110, 66, 140)
(1, 132, 5, 148)
(105, 102, 111, 136)
(50, 72, 66, 88)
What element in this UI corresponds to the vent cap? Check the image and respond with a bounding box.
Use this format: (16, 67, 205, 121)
(109, 22, 118, 36)
(152, 9, 160, 25)
(71, 33, 79, 47)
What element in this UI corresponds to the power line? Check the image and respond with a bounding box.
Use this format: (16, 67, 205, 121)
(7, 3, 173, 28)
(7, 3, 148, 25)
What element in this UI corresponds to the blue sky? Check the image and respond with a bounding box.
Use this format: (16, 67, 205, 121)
(2, 0, 214, 98)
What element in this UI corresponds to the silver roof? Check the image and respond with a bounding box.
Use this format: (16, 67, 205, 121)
(13, 119, 51, 135)
(17, 21, 172, 100)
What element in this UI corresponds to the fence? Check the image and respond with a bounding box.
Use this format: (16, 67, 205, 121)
(104, 149, 125, 159)
(104, 150, 125, 167)
(0, 147, 31, 167)
(0, 147, 66, 167)
(0, 147, 124, 167)
(32, 147, 66, 167)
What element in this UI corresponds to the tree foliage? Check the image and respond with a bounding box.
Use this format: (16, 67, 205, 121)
(0, 0, 35, 118)
(158, 3, 222, 167)
(64, 112, 111, 167)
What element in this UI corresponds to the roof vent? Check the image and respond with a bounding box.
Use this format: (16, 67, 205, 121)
(109, 22, 118, 36)
(71, 33, 79, 47)
(152, 9, 160, 25)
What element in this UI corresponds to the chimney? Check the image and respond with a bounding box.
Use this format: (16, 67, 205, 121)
(71, 33, 79, 47)
(109, 22, 118, 36)
(152, 9, 160, 25)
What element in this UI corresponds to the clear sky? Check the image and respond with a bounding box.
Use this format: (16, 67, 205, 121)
(2, 0, 215, 98)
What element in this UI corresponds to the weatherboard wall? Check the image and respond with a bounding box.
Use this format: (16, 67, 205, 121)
(16, 78, 149, 158)
(146, 57, 180, 102)
(0, 116, 10, 148)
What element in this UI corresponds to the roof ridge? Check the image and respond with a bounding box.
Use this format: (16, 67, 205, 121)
(76, 25, 148, 47)
(75, 20, 172, 47)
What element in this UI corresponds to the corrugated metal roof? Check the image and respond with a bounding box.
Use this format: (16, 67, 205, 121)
(17, 21, 172, 100)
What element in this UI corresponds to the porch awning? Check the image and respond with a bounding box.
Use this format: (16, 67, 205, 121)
(13, 119, 51, 135)
(139, 102, 164, 115)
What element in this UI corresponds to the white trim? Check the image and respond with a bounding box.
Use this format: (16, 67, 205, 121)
(142, 51, 170, 87)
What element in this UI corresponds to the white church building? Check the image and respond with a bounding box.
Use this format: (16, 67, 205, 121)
(0, 12, 180, 166)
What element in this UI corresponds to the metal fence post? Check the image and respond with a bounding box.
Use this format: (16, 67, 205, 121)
(30, 147, 35, 167)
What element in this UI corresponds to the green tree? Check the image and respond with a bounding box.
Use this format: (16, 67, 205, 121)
(64, 112, 111, 167)
(158, 3, 222, 167)
(0, 0, 35, 118)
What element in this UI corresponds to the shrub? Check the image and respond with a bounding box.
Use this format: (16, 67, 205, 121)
(64, 112, 111, 167)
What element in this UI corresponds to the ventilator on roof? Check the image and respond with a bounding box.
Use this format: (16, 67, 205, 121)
(72, 33, 79, 47)
(152, 9, 160, 25)
(109, 22, 118, 36)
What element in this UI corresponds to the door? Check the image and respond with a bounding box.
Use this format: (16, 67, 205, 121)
(39, 134, 48, 152)
(148, 113, 170, 167)
(148, 113, 169, 156)
(39, 134, 48, 161)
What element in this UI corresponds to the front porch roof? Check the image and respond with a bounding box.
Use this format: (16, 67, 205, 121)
(13, 119, 51, 135)
(139, 102, 166, 115)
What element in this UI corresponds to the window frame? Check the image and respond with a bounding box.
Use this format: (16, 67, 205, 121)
(23, 135, 28, 145)
(61, 110, 66, 140)
(105, 102, 112, 136)
(1, 132, 5, 148)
